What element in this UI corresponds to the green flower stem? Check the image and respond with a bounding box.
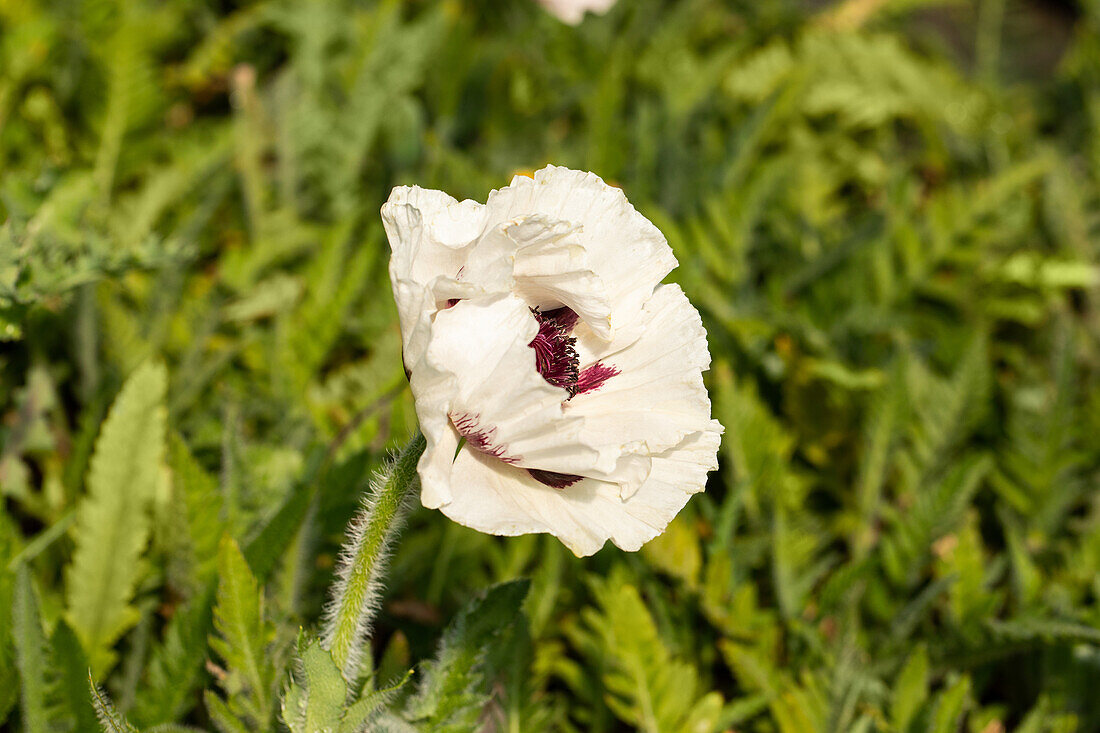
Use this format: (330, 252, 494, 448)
(322, 431, 426, 682)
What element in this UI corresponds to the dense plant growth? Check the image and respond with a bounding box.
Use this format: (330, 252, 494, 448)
(2, 0, 1099, 730)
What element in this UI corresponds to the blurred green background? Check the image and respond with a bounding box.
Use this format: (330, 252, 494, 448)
(3, 0, 1100, 730)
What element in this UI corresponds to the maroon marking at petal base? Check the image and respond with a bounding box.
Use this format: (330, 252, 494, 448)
(527, 468, 583, 489)
(528, 307, 580, 395)
(542, 307, 579, 332)
(450, 412, 521, 464)
(445, 298, 461, 308)
(575, 362, 619, 395)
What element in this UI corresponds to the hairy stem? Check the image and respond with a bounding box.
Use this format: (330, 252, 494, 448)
(321, 432, 426, 682)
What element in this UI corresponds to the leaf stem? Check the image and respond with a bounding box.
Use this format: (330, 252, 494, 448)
(322, 432, 425, 682)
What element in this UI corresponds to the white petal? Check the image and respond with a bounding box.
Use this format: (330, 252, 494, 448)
(403, 348, 460, 508)
(415, 402, 460, 509)
(508, 215, 612, 339)
(440, 424, 722, 556)
(458, 214, 613, 338)
(613, 423, 723, 542)
(536, 0, 618, 25)
(566, 284, 716, 497)
(430, 199, 489, 248)
(485, 166, 676, 336)
(424, 294, 600, 475)
(382, 187, 490, 365)
(390, 279, 436, 369)
(442, 447, 633, 556)
(382, 186, 483, 286)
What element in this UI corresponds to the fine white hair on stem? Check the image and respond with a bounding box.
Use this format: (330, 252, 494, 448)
(320, 433, 426, 683)
(88, 672, 136, 732)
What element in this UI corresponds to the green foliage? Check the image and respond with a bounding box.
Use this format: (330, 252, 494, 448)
(207, 536, 278, 731)
(571, 575, 723, 732)
(3, 0, 1100, 730)
(166, 432, 222, 594)
(89, 675, 140, 733)
(12, 566, 52, 732)
(65, 360, 168, 674)
(403, 580, 532, 731)
(281, 639, 348, 733)
(50, 621, 100, 733)
(281, 637, 406, 733)
(129, 588, 214, 727)
(892, 645, 929, 732)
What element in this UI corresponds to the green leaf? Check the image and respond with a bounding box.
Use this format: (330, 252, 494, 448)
(719, 642, 823, 733)
(12, 565, 52, 733)
(404, 579, 531, 732)
(241, 476, 315, 583)
(852, 358, 905, 555)
(168, 431, 223, 589)
(928, 675, 970, 733)
(934, 512, 1000, 630)
(340, 669, 414, 733)
(772, 502, 836, 620)
(881, 453, 991, 588)
(203, 690, 251, 733)
(0, 559, 17, 726)
(65, 360, 168, 674)
(574, 577, 723, 733)
(642, 514, 702, 588)
(89, 673, 140, 733)
(1000, 510, 1041, 608)
(889, 575, 956, 642)
(281, 639, 346, 733)
(712, 364, 796, 527)
(986, 617, 1100, 647)
(891, 645, 928, 732)
(130, 586, 215, 727)
(136, 452, 320, 728)
(904, 337, 990, 481)
(50, 620, 100, 733)
(208, 535, 275, 728)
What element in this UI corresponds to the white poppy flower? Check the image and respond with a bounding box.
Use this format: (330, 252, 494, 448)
(381, 166, 724, 556)
(535, 0, 617, 25)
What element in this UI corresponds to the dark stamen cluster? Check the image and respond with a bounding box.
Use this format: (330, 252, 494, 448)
(524, 306, 616, 491)
(528, 307, 581, 396)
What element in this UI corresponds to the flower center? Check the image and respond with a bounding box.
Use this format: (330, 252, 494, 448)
(522, 306, 624, 491)
(528, 307, 581, 395)
(526, 306, 621, 400)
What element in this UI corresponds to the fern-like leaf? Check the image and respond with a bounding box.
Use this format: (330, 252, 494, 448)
(89, 673, 140, 733)
(130, 586, 215, 727)
(64, 360, 167, 674)
(12, 565, 53, 732)
(281, 636, 403, 733)
(208, 535, 277, 729)
(880, 453, 991, 588)
(167, 431, 223, 591)
(574, 577, 723, 733)
(50, 620, 100, 732)
(403, 579, 531, 732)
